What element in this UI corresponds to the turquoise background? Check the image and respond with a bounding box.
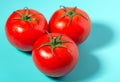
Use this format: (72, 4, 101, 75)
(0, 0, 120, 82)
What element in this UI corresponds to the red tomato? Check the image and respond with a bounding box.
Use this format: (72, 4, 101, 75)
(5, 8, 48, 51)
(49, 6, 91, 44)
(32, 33, 79, 77)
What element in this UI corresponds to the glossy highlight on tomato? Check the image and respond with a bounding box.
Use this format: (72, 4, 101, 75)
(32, 33, 79, 77)
(5, 8, 48, 51)
(49, 6, 91, 44)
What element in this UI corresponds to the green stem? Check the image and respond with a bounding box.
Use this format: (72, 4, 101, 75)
(37, 32, 72, 55)
(14, 7, 37, 22)
(60, 6, 88, 26)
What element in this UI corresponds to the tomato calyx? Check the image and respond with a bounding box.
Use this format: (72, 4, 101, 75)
(60, 6, 88, 25)
(37, 32, 72, 55)
(13, 7, 37, 22)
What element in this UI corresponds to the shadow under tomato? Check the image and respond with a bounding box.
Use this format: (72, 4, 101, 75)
(47, 76, 64, 80)
(17, 49, 32, 56)
(48, 22, 114, 81)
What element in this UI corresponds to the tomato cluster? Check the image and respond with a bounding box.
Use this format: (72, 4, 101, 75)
(5, 6, 91, 77)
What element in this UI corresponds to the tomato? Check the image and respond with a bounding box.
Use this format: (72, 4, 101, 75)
(32, 32, 79, 77)
(49, 6, 91, 44)
(5, 8, 48, 51)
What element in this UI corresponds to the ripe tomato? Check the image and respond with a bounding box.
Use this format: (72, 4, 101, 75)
(5, 8, 48, 51)
(32, 33, 79, 77)
(49, 6, 91, 44)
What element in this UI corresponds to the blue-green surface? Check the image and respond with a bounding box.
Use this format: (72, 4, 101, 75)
(0, 0, 120, 82)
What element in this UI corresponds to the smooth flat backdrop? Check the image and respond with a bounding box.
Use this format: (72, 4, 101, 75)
(0, 0, 120, 82)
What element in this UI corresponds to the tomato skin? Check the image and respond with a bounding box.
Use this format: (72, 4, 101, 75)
(5, 8, 48, 51)
(49, 7, 91, 44)
(32, 33, 79, 77)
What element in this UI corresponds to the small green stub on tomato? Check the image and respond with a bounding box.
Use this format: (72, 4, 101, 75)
(14, 7, 37, 21)
(38, 31, 72, 55)
(60, 6, 88, 25)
